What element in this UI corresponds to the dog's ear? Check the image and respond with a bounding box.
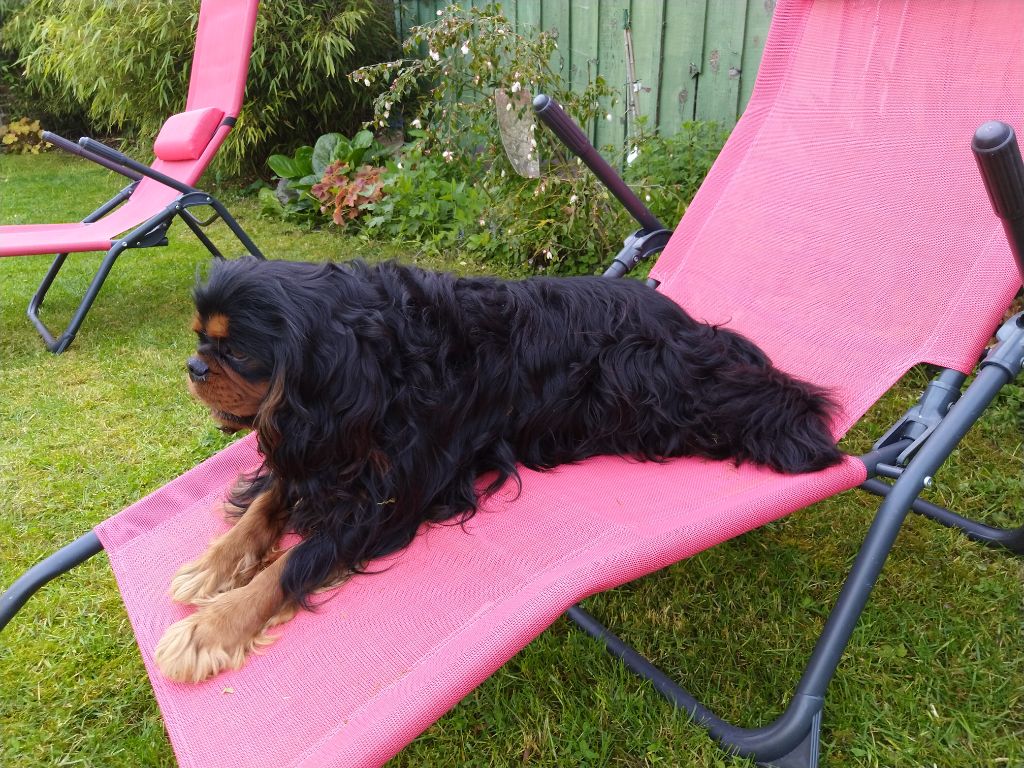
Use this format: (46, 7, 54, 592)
(254, 282, 393, 485)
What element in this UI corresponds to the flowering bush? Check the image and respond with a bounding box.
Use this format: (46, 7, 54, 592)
(352, 3, 613, 183)
(624, 121, 729, 226)
(351, 3, 635, 274)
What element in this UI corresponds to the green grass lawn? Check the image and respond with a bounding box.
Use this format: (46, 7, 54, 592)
(1, 152, 1022, 767)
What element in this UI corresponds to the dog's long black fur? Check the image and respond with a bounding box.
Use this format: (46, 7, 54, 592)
(193, 257, 842, 607)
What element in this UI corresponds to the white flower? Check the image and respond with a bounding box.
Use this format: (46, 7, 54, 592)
(396, 162, 403, 170)
(436, 9, 442, 15)
(506, 102, 513, 111)
(645, 194, 652, 202)
(411, 118, 422, 129)
(626, 146, 639, 164)
(429, 49, 440, 62)
(478, 218, 485, 226)
(511, 80, 521, 93)
(569, 194, 578, 204)
(461, 43, 470, 55)
(363, 78, 371, 87)
(530, 137, 537, 148)
(442, 149, 454, 162)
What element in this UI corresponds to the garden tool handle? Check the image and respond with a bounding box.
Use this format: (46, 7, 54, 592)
(972, 121, 1024, 285)
(533, 93, 664, 232)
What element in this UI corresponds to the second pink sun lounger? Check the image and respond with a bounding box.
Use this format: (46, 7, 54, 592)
(0, 0, 263, 353)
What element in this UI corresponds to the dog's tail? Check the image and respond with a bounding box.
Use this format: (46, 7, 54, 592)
(713, 365, 844, 474)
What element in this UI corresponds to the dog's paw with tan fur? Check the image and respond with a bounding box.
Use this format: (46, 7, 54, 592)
(169, 536, 264, 605)
(155, 590, 296, 683)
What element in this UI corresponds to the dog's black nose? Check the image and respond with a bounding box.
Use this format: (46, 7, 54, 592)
(187, 356, 210, 383)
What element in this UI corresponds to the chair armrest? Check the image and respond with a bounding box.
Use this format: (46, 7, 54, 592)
(41, 131, 143, 182)
(78, 137, 196, 195)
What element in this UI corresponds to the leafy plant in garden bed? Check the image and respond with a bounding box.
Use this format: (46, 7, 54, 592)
(1, 116, 49, 154)
(624, 120, 729, 227)
(351, 2, 630, 274)
(360, 133, 492, 253)
(262, 130, 391, 226)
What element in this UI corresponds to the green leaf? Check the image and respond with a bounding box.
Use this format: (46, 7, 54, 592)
(267, 153, 303, 180)
(351, 130, 373, 149)
(312, 133, 342, 176)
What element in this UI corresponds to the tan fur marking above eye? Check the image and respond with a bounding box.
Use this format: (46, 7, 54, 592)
(206, 313, 230, 339)
(191, 314, 203, 334)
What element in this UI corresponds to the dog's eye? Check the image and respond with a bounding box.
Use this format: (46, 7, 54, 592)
(219, 343, 246, 362)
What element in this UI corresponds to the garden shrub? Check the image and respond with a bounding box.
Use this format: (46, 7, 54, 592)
(0, 0, 397, 174)
(624, 121, 729, 227)
(352, 2, 632, 274)
(261, 130, 391, 226)
(1, 116, 49, 153)
(350, 3, 724, 276)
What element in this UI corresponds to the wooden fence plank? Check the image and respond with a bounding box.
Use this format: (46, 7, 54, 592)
(594, 0, 630, 151)
(740, 0, 775, 109)
(655, 1, 707, 136)
(695, 0, 747, 124)
(569, 0, 602, 141)
(626, 0, 666, 139)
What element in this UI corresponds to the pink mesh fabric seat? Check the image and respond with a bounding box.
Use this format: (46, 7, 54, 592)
(5, 1, 1024, 766)
(95, 437, 865, 768)
(0, 0, 261, 352)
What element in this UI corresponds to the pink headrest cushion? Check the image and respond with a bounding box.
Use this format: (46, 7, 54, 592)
(153, 107, 225, 162)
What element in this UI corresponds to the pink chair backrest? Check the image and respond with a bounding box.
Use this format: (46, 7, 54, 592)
(185, 0, 260, 117)
(652, 0, 1024, 437)
(149, 0, 260, 185)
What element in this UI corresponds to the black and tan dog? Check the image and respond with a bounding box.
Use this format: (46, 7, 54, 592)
(154, 257, 842, 682)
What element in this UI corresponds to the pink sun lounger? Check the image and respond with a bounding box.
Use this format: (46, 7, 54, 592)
(3, 1, 1024, 766)
(0, 0, 263, 353)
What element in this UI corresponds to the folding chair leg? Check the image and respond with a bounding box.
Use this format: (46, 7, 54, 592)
(569, 359, 1018, 767)
(27, 242, 129, 354)
(27, 189, 263, 353)
(860, 478, 1024, 554)
(176, 191, 265, 260)
(0, 531, 103, 632)
(178, 209, 225, 258)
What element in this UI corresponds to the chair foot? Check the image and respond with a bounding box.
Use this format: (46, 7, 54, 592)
(755, 709, 821, 768)
(0, 532, 103, 632)
(565, 605, 824, 766)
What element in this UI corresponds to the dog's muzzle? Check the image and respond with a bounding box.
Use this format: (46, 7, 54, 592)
(187, 356, 210, 383)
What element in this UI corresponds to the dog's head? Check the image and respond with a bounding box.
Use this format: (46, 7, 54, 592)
(189, 257, 395, 470)
(188, 259, 279, 433)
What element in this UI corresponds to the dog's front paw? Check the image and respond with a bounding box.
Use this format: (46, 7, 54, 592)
(154, 594, 295, 683)
(169, 540, 263, 605)
(155, 610, 249, 683)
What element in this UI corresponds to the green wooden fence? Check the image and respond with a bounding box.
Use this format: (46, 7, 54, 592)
(394, 0, 775, 150)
